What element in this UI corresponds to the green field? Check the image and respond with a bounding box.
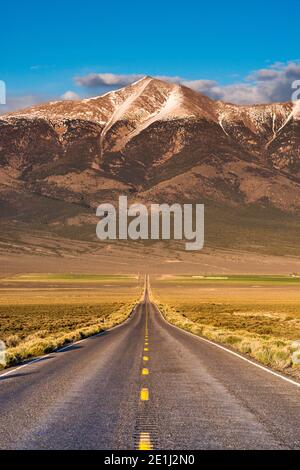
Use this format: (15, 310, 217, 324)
(3, 273, 138, 283)
(159, 275, 300, 285)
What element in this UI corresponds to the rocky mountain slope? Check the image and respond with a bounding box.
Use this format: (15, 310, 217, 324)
(0, 76, 300, 230)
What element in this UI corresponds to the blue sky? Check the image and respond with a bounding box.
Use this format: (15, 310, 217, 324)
(1, 0, 300, 110)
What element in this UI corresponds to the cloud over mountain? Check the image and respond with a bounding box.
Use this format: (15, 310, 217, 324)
(2, 62, 300, 114)
(61, 90, 81, 100)
(75, 73, 144, 88)
(74, 62, 300, 104)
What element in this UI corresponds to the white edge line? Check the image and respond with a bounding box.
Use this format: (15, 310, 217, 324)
(154, 303, 300, 389)
(0, 305, 138, 380)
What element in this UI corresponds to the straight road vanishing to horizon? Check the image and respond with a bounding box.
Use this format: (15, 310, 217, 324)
(0, 276, 300, 450)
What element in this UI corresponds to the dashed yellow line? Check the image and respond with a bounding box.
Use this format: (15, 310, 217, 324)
(137, 293, 153, 450)
(138, 432, 152, 450)
(145, 302, 149, 335)
(140, 388, 149, 401)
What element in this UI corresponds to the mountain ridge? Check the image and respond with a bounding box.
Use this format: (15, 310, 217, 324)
(1, 76, 300, 224)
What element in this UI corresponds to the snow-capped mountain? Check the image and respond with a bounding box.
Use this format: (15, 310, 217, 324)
(1, 76, 300, 214)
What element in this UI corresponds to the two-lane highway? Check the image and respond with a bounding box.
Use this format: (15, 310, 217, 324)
(1, 280, 300, 449)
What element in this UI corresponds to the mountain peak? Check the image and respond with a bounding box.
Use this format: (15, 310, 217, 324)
(0, 72, 300, 218)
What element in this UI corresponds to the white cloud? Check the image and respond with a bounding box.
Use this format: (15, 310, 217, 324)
(75, 73, 144, 88)
(74, 61, 300, 104)
(61, 90, 80, 100)
(185, 61, 300, 104)
(2, 61, 300, 115)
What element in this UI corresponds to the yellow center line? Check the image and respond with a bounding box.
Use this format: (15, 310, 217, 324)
(138, 432, 152, 450)
(145, 301, 149, 336)
(140, 388, 149, 401)
(136, 278, 153, 451)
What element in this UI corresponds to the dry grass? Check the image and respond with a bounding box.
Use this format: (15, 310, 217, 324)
(0, 275, 141, 368)
(151, 277, 300, 378)
(1, 302, 137, 368)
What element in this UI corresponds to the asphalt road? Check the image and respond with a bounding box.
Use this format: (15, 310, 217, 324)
(1, 282, 300, 450)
